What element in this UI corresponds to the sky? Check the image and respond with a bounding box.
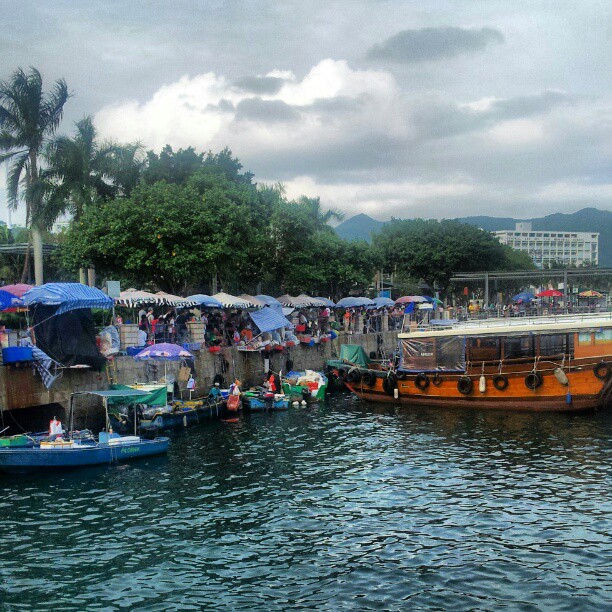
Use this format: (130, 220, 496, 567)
(1, 0, 612, 225)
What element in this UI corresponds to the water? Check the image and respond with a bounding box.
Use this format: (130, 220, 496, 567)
(1, 394, 611, 610)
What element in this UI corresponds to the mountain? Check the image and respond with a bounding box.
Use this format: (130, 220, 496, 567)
(334, 207, 612, 266)
(334, 213, 384, 242)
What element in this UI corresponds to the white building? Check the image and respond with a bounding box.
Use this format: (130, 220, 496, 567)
(494, 222, 599, 269)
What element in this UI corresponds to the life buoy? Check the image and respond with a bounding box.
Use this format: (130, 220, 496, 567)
(347, 368, 362, 383)
(338, 367, 348, 380)
(594, 362, 611, 381)
(382, 373, 396, 395)
(431, 373, 443, 387)
(525, 371, 543, 390)
(492, 374, 509, 391)
(457, 376, 473, 395)
(415, 373, 430, 390)
(362, 371, 376, 386)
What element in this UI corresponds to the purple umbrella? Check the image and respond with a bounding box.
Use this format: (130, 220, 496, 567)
(133, 343, 193, 361)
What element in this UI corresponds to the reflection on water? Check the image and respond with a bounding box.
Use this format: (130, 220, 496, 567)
(1, 392, 611, 609)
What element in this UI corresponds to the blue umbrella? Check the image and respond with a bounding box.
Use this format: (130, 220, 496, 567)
(335, 297, 375, 308)
(184, 294, 223, 308)
(371, 297, 395, 308)
(0, 289, 22, 311)
(314, 297, 336, 307)
(255, 294, 283, 306)
(512, 292, 535, 302)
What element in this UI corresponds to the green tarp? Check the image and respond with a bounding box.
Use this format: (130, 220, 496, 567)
(107, 384, 167, 406)
(338, 344, 370, 368)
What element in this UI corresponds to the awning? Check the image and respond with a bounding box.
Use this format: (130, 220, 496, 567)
(23, 283, 114, 315)
(250, 307, 293, 333)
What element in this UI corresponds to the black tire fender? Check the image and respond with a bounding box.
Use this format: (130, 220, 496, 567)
(362, 371, 376, 386)
(594, 362, 611, 381)
(431, 373, 443, 387)
(338, 367, 348, 381)
(457, 376, 473, 395)
(347, 368, 362, 383)
(382, 373, 397, 395)
(525, 371, 543, 390)
(415, 372, 430, 390)
(492, 374, 509, 391)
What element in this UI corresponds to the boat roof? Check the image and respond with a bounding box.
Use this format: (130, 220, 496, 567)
(399, 313, 612, 339)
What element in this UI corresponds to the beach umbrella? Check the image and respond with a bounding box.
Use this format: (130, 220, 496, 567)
(512, 292, 535, 302)
(578, 290, 603, 298)
(239, 294, 267, 307)
(155, 291, 195, 307)
(133, 343, 193, 361)
(212, 292, 254, 308)
(395, 295, 428, 304)
(2, 283, 33, 298)
(116, 288, 163, 307)
(334, 296, 375, 308)
(185, 294, 223, 308)
(370, 297, 395, 308)
(297, 294, 328, 307)
(536, 289, 563, 298)
(255, 294, 283, 307)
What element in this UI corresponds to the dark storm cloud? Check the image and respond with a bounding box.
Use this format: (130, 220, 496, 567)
(233, 76, 286, 94)
(488, 91, 571, 120)
(366, 27, 504, 63)
(234, 98, 300, 123)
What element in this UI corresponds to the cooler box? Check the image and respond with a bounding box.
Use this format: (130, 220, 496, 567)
(2, 346, 33, 364)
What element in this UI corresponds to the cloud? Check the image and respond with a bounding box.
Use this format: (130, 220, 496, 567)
(235, 98, 300, 123)
(233, 75, 287, 95)
(366, 27, 504, 63)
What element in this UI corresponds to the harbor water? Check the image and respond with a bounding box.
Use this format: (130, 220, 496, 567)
(1, 394, 611, 609)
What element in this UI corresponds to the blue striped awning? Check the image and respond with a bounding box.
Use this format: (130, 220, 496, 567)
(22, 283, 114, 315)
(249, 306, 292, 333)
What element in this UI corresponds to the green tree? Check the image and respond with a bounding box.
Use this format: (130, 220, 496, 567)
(0, 67, 69, 284)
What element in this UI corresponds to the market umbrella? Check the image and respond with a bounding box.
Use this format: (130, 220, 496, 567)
(133, 342, 194, 383)
(239, 294, 266, 307)
(395, 295, 428, 304)
(155, 291, 195, 307)
(297, 294, 328, 307)
(212, 292, 254, 308)
(370, 297, 395, 308)
(185, 294, 223, 308)
(536, 289, 563, 298)
(2, 283, 33, 298)
(578, 290, 603, 298)
(255, 294, 283, 307)
(313, 297, 336, 307)
(334, 296, 375, 308)
(116, 288, 164, 307)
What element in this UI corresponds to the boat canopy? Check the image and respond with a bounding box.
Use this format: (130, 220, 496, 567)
(399, 337, 466, 373)
(23, 283, 113, 315)
(249, 306, 292, 333)
(108, 384, 167, 406)
(339, 344, 370, 368)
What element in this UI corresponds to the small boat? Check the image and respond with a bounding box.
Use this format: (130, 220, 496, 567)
(242, 389, 290, 412)
(0, 433, 169, 474)
(282, 370, 328, 401)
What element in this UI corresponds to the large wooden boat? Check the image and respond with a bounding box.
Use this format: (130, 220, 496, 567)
(343, 314, 612, 413)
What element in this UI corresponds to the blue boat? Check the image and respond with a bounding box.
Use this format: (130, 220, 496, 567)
(0, 434, 169, 474)
(137, 397, 226, 435)
(243, 390, 290, 412)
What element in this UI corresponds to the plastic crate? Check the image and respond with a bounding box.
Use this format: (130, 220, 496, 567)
(2, 346, 33, 364)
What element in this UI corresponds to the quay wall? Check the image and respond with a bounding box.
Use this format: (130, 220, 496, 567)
(0, 332, 399, 425)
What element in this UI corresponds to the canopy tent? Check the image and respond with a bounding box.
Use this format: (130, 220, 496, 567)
(578, 290, 604, 298)
(334, 296, 375, 308)
(512, 292, 536, 302)
(23, 283, 113, 315)
(155, 291, 195, 307)
(314, 297, 336, 307)
(536, 289, 563, 298)
(212, 292, 254, 308)
(395, 295, 428, 304)
(255, 294, 283, 307)
(116, 288, 164, 307)
(0, 289, 22, 311)
(249, 306, 293, 333)
(184, 294, 223, 308)
(133, 343, 193, 361)
(2, 283, 33, 298)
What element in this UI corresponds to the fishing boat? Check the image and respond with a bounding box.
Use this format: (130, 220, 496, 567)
(0, 390, 169, 473)
(282, 370, 328, 401)
(242, 389, 290, 412)
(342, 314, 612, 412)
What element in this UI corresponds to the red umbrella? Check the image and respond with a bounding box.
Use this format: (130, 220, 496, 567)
(2, 283, 33, 298)
(395, 295, 428, 304)
(536, 289, 563, 298)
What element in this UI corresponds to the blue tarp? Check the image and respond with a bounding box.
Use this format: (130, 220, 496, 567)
(23, 283, 113, 315)
(0, 289, 22, 311)
(250, 307, 292, 333)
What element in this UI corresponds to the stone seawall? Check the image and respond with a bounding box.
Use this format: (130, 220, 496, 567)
(0, 332, 399, 424)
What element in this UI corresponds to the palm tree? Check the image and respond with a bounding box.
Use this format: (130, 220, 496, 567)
(297, 195, 345, 229)
(0, 67, 69, 284)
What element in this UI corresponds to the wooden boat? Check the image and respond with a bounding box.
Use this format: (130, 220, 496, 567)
(138, 397, 226, 434)
(242, 390, 290, 412)
(0, 433, 169, 474)
(282, 370, 328, 401)
(343, 314, 612, 413)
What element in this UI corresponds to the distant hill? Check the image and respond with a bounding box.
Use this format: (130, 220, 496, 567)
(334, 207, 612, 266)
(334, 213, 384, 242)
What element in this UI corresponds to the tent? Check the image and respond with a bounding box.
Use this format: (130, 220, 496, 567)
(249, 306, 293, 333)
(185, 294, 223, 308)
(22, 283, 113, 315)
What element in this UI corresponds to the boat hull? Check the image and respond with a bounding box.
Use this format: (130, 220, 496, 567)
(243, 396, 290, 412)
(345, 367, 612, 413)
(0, 438, 170, 473)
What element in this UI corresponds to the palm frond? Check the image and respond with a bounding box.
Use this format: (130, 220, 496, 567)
(6, 151, 28, 208)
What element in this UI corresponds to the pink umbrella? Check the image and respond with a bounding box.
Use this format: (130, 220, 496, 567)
(2, 283, 33, 298)
(536, 289, 563, 298)
(395, 295, 428, 304)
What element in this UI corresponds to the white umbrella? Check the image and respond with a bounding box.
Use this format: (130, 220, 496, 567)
(155, 291, 195, 307)
(212, 292, 255, 308)
(116, 288, 164, 307)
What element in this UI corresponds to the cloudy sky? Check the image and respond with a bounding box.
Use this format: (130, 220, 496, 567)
(2, 0, 612, 224)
